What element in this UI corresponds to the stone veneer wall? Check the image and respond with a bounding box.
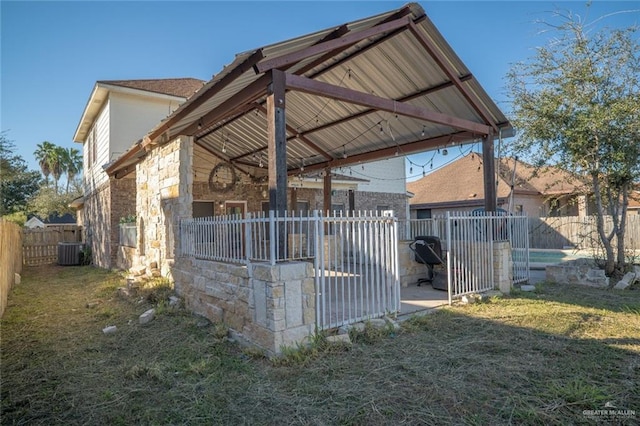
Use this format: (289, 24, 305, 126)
(136, 136, 193, 277)
(349, 190, 408, 221)
(193, 182, 269, 213)
(192, 183, 408, 218)
(172, 259, 316, 354)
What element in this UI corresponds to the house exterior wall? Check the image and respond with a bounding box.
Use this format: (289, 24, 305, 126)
(83, 181, 111, 268)
(409, 192, 580, 219)
(82, 176, 137, 269)
(343, 157, 407, 194)
(84, 100, 111, 194)
(110, 177, 137, 266)
(80, 88, 190, 270)
(109, 92, 182, 163)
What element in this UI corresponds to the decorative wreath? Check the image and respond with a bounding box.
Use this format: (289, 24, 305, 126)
(208, 163, 237, 193)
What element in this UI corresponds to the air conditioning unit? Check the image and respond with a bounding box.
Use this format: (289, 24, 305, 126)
(58, 242, 83, 266)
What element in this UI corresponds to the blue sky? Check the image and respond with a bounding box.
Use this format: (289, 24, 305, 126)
(1, 1, 638, 181)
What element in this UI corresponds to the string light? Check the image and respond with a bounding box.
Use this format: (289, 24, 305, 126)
(421, 125, 425, 137)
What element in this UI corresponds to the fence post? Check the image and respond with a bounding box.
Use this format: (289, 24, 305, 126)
(269, 210, 276, 266)
(245, 212, 252, 263)
(446, 211, 453, 305)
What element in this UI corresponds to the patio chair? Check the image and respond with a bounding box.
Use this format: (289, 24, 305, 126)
(409, 235, 446, 288)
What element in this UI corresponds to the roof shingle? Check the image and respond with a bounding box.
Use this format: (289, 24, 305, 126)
(98, 78, 205, 99)
(408, 153, 586, 207)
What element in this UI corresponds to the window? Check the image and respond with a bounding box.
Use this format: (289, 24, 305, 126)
(417, 209, 432, 219)
(331, 203, 345, 216)
(296, 201, 310, 216)
(192, 201, 215, 218)
(548, 198, 561, 217)
(376, 205, 393, 217)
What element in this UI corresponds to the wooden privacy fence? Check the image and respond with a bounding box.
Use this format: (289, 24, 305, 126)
(23, 225, 83, 266)
(1, 219, 23, 317)
(529, 215, 640, 250)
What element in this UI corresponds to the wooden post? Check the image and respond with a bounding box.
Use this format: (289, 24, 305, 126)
(267, 69, 288, 259)
(482, 133, 497, 212)
(323, 168, 332, 215)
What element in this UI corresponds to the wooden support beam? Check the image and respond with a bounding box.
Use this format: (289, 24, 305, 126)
(407, 21, 499, 132)
(181, 73, 271, 136)
(146, 49, 264, 145)
(295, 131, 475, 175)
(255, 105, 333, 160)
(323, 168, 332, 216)
(193, 138, 251, 178)
(482, 133, 497, 212)
(291, 75, 472, 138)
(267, 70, 288, 258)
(299, 7, 415, 78)
(194, 102, 259, 140)
(256, 16, 411, 73)
(285, 73, 492, 135)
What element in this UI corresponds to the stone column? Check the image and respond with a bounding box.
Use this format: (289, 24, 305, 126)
(248, 261, 315, 354)
(493, 241, 512, 294)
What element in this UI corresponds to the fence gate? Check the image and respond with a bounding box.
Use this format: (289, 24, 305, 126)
(314, 213, 400, 330)
(445, 212, 529, 303)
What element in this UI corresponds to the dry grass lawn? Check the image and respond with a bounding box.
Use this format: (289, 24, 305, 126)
(1, 265, 639, 425)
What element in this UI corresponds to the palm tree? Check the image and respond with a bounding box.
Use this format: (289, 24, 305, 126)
(62, 147, 82, 193)
(49, 146, 65, 193)
(34, 141, 55, 185)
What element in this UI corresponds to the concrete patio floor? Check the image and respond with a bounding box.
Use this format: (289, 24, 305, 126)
(399, 268, 547, 317)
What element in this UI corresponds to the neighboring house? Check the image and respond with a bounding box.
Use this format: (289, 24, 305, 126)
(24, 216, 45, 229)
(73, 78, 205, 268)
(44, 212, 77, 225)
(25, 213, 77, 229)
(629, 190, 640, 215)
(408, 153, 589, 218)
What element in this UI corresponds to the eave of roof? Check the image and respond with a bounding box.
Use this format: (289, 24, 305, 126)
(73, 78, 204, 143)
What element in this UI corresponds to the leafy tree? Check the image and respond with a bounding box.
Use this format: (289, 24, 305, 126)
(506, 7, 640, 276)
(1, 132, 41, 216)
(27, 186, 81, 220)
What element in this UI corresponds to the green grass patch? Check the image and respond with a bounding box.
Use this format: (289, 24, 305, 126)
(2, 266, 638, 425)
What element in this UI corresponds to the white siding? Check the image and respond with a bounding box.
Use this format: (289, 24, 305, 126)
(343, 156, 407, 194)
(84, 100, 111, 194)
(109, 92, 181, 163)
